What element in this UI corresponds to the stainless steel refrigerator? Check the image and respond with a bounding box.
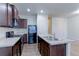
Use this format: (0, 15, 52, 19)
(28, 25, 37, 44)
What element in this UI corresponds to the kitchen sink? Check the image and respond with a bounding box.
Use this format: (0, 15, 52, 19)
(43, 36, 58, 41)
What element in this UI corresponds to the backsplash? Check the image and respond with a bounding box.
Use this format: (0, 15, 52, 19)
(9, 28, 27, 35)
(0, 27, 27, 39)
(0, 27, 9, 38)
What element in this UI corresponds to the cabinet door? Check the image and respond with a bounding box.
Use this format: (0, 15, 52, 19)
(7, 4, 12, 27)
(16, 19, 22, 28)
(50, 44, 66, 56)
(50, 45, 57, 56)
(56, 44, 66, 56)
(23, 20, 27, 28)
(18, 19, 27, 28)
(40, 40, 44, 56)
(18, 20, 24, 28)
(0, 3, 7, 26)
(23, 34, 27, 43)
(13, 5, 19, 20)
(43, 41, 50, 56)
(12, 40, 21, 56)
(38, 36, 41, 53)
(10, 5, 19, 28)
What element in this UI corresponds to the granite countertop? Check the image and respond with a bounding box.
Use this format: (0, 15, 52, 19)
(0, 37, 21, 48)
(38, 34, 78, 45)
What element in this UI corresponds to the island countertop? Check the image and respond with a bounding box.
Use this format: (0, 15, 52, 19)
(38, 34, 78, 45)
(0, 37, 21, 48)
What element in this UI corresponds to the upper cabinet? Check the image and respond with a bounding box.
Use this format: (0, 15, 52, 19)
(48, 16, 52, 34)
(0, 4, 8, 27)
(7, 4, 13, 27)
(10, 4, 27, 28)
(0, 3, 13, 27)
(11, 5, 27, 28)
(0, 3, 27, 28)
(18, 18, 27, 28)
(11, 4, 19, 28)
(14, 5, 19, 20)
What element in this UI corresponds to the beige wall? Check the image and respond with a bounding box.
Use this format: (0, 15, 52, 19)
(48, 16, 52, 34)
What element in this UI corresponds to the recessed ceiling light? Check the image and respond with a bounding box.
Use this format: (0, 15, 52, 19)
(27, 8, 31, 12)
(40, 10, 44, 13)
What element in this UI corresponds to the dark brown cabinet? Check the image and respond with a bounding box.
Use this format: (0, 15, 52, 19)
(22, 34, 27, 44)
(7, 4, 13, 27)
(18, 19, 27, 28)
(0, 3, 14, 27)
(50, 44, 66, 56)
(0, 37, 22, 56)
(12, 39, 21, 56)
(10, 4, 27, 28)
(11, 5, 27, 28)
(14, 5, 19, 20)
(38, 36, 50, 56)
(0, 3, 9, 27)
(38, 36, 66, 56)
(11, 4, 19, 28)
(0, 3, 18, 27)
(20, 34, 27, 48)
(0, 3, 27, 28)
(23, 34, 27, 43)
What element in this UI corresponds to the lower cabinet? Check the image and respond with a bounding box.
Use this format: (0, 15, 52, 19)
(50, 44, 66, 56)
(38, 36, 66, 56)
(0, 38, 22, 56)
(21, 34, 27, 44)
(23, 34, 27, 43)
(12, 39, 21, 56)
(12, 34, 27, 56)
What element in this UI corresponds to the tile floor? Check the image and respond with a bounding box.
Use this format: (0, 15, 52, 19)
(21, 44, 41, 56)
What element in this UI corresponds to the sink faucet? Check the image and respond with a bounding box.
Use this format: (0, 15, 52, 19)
(53, 33, 55, 39)
(53, 33, 58, 40)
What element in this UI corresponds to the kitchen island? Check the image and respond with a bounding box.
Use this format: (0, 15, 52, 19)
(38, 35, 78, 56)
(0, 37, 21, 56)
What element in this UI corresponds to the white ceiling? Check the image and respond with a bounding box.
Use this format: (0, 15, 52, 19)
(13, 3, 79, 17)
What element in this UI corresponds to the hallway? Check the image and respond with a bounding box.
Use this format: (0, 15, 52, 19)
(21, 44, 41, 56)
